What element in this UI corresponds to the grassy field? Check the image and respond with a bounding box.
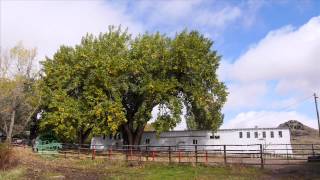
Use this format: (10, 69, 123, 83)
(1, 147, 320, 180)
(0, 161, 264, 180)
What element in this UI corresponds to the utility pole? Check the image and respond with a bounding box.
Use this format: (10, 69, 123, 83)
(314, 93, 320, 137)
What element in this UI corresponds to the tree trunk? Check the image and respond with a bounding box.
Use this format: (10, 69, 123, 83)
(4, 119, 8, 136)
(79, 129, 91, 145)
(29, 115, 39, 141)
(123, 124, 134, 145)
(133, 124, 145, 145)
(7, 109, 16, 144)
(122, 123, 145, 146)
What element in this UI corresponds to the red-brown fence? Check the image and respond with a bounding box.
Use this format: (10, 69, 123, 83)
(45, 143, 320, 168)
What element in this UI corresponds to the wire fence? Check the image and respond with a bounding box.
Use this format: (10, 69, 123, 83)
(29, 143, 320, 168)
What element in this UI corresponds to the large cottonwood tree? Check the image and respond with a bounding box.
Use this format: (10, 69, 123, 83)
(40, 27, 227, 145)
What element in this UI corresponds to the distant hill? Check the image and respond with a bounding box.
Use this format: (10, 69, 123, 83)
(278, 120, 320, 145)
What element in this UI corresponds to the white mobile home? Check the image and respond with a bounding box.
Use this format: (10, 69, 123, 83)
(91, 127, 293, 154)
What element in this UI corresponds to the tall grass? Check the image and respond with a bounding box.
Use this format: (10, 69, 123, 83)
(0, 168, 25, 180)
(0, 143, 17, 170)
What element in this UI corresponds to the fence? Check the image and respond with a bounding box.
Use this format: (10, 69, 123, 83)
(35, 143, 320, 168)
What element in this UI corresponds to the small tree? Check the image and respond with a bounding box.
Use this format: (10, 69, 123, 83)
(0, 42, 40, 143)
(40, 27, 228, 145)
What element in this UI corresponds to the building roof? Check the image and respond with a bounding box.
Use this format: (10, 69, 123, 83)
(143, 127, 289, 133)
(218, 127, 290, 131)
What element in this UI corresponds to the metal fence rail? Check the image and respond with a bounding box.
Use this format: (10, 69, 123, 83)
(32, 143, 320, 168)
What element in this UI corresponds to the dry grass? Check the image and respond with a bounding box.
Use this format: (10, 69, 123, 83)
(0, 167, 26, 180)
(3, 147, 320, 179)
(0, 143, 18, 170)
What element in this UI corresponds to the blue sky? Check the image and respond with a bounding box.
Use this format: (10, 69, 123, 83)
(1, 0, 320, 129)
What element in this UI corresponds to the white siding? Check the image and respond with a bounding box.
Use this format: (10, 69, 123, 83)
(91, 134, 123, 150)
(91, 128, 293, 154)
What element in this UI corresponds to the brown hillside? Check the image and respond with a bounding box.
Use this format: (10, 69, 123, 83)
(278, 120, 320, 144)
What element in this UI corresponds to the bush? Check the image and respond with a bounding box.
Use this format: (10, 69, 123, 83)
(0, 143, 16, 170)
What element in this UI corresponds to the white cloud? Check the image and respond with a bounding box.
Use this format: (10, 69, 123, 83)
(1, 0, 265, 63)
(241, 0, 266, 27)
(224, 82, 267, 109)
(220, 16, 320, 113)
(224, 16, 320, 94)
(222, 111, 317, 129)
(220, 16, 320, 129)
(1, 0, 144, 60)
(131, 0, 246, 32)
(270, 97, 299, 110)
(134, 0, 202, 25)
(195, 6, 242, 28)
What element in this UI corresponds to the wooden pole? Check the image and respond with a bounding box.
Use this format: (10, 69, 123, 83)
(195, 145, 198, 164)
(152, 151, 155, 161)
(205, 150, 208, 164)
(92, 149, 96, 160)
(146, 146, 149, 161)
(108, 148, 112, 160)
(223, 145, 227, 165)
(139, 147, 142, 162)
(169, 146, 172, 163)
(126, 146, 128, 162)
(260, 144, 264, 169)
(314, 93, 320, 137)
(78, 145, 80, 159)
(312, 144, 315, 156)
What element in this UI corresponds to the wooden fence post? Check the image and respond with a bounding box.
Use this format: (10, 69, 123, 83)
(152, 151, 155, 161)
(146, 146, 149, 161)
(108, 147, 112, 160)
(195, 145, 198, 164)
(92, 149, 96, 160)
(126, 146, 128, 162)
(169, 146, 172, 163)
(178, 150, 181, 163)
(130, 146, 133, 161)
(139, 147, 142, 162)
(205, 150, 208, 164)
(260, 144, 264, 169)
(312, 144, 315, 156)
(223, 145, 227, 165)
(78, 145, 80, 159)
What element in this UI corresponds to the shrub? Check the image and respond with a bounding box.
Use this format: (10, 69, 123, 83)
(0, 143, 16, 170)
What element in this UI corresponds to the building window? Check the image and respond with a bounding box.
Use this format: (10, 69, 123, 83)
(254, 132, 258, 138)
(210, 135, 220, 139)
(193, 139, 198, 144)
(278, 131, 282, 138)
(239, 132, 243, 138)
(262, 131, 266, 138)
(270, 131, 274, 138)
(145, 138, 150, 144)
(247, 132, 250, 138)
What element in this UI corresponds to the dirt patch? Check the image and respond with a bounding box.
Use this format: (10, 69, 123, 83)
(265, 163, 320, 180)
(24, 166, 103, 180)
(14, 147, 106, 180)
